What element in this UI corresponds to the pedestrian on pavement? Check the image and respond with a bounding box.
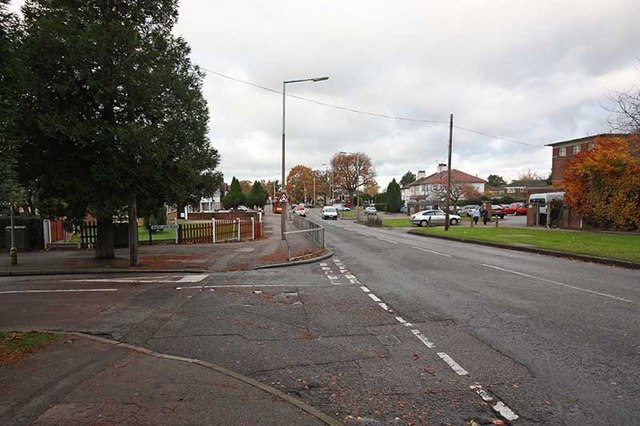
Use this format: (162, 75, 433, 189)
(472, 206, 480, 226)
(547, 200, 562, 229)
(481, 205, 489, 225)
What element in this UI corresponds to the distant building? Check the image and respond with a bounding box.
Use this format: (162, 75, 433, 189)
(403, 164, 487, 203)
(545, 133, 630, 187)
(505, 179, 550, 196)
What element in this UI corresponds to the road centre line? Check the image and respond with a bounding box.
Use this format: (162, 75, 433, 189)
(437, 352, 469, 375)
(377, 237, 398, 244)
(411, 246, 451, 257)
(0, 288, 118, 294)
(482, 264, 632, 303)
(368, 293, 381, 302)
(470, 385, 519, 421)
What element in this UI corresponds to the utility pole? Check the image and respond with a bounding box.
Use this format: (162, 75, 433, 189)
(444, 113, 453, 231)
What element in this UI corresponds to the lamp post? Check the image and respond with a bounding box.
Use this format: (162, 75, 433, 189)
(281, 76, 329, 239)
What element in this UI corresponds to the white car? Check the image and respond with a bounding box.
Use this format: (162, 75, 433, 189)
(322, 206, 338, 220)
(410, 209, 461, 226)
(364, 206, 377, 215)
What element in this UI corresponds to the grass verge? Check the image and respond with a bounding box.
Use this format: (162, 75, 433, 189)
(410, 226, 640, 263)
(382, 218, 412, 227)
(0, 331, 61, 366)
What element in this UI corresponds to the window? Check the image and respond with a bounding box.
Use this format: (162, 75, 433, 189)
(574, 144, 581, 153)
(559, 147, 566, 157)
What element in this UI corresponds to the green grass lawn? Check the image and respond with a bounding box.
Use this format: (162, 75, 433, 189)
(1, 331, 60, 365)
(137, 226, 177, 242)
(410, 226, 640, 263)
(382, 218, 413, 227)
(340, 210, 357, 218)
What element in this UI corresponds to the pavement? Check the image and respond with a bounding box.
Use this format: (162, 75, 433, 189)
(1, 212, 327, 276)
(0, 212, 339, 425)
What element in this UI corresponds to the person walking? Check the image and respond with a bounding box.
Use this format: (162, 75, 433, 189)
(547, 200, 561, 229)
(472, 206, 480, 226)
(481, 205, 489, 225)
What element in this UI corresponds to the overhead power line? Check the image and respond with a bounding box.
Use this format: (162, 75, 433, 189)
(200, 66, 545, 148)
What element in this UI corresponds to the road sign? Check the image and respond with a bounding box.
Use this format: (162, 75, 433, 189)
(277, 193, 289, 204)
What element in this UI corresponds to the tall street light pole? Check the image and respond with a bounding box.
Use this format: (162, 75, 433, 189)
(281, 76, 329, 239)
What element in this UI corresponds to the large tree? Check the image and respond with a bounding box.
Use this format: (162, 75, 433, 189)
(563, 135, 640, 230)
(486, 174, 507, 187)
(386, 179, 402, 213)
(14, 0, 220, 258)
(246, 180, 268, 210)
(331, 152, 376, 206)
(222, 177, 247, 210)
(286, 165, 314, 204)
(399, 171, 416, 187)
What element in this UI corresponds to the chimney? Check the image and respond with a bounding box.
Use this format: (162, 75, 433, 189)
(437, 163, 447, 173)
(416, 170, 426, 179)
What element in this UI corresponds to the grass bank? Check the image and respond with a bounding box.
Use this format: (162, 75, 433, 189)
(409, 226, 640, 263)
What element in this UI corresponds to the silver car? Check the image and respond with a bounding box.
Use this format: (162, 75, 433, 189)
(410, 209, 461, 226)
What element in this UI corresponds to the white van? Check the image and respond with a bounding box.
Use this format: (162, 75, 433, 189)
(528, 192, 565, 215)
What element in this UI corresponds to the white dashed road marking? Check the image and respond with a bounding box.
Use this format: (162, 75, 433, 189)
(411, 329, 435, 348)
(376, 237, 398, 244)
(482, 264, 632, 303)
(412, 246, 452, 258)
(324, 258, 519, 421)
(437, 352, 469, 376)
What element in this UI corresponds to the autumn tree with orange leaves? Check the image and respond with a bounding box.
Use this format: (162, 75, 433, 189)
(563, 135, 640, 230)
(286, 165, 314, 204)
(331, 152, 376, 205)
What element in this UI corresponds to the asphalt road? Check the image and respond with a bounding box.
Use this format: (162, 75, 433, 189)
(311, 210, 640, 424)
(1, 213, 638, 424)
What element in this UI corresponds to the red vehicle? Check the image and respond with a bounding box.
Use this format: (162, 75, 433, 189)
(273, 202, 283, 214)
(503, 202, 527, 215)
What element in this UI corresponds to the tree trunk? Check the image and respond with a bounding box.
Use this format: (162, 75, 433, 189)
(95, 217, 115, 259)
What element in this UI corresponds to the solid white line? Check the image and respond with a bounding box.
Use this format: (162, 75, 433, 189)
(0, 289, 118, 294)
(482, 264, 632, 303)
(412, 246, 451, 257)
(437, 352, 468, 375)
(368, 293, 381, 302)
(411, 329, 435, 348)
(377, 237, 398, 244)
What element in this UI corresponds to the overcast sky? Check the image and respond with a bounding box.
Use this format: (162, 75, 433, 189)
(11, 1, 640, 189)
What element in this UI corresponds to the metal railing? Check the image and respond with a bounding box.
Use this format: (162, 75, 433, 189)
(283, 214, 325, 261)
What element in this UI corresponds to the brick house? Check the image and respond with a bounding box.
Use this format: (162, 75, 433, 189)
(545, 133, 629, 187)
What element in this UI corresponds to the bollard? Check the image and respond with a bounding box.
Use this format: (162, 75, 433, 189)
(495, 217, 499, 228)
(9, 247, 17, 266)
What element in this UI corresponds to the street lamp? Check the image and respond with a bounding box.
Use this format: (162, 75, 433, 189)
(281, 76, 329, 239)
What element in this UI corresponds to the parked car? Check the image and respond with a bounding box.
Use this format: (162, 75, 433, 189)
(399, 205, 407, 214)
(236, 205, 249, 211)
(410, 210, 461, 226)
(459, 205, 480, 217)
(490, 205, 506, 219)
(503, 202, 527, 215)
(333, 204, 350, 211)
(322, 206, 338, 220)
(293, 204, 306, 217)
(364, 206, 377, 215)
